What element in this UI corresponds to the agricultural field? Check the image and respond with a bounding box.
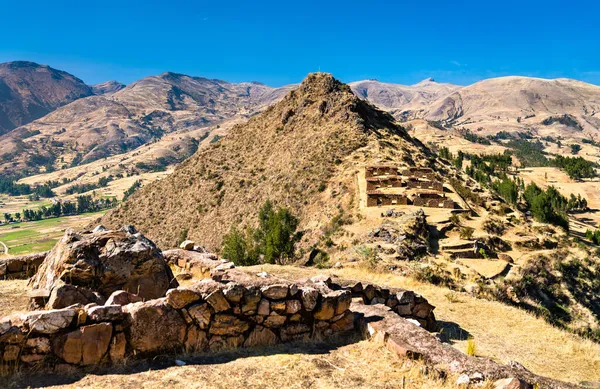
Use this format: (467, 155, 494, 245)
(0, 211, 105, 256)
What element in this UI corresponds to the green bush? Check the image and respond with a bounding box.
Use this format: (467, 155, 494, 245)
(221, 200, 299, 266)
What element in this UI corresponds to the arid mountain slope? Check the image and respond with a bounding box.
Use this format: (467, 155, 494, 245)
(101, 73, 435, 250)
(0, 61, 93, 135)
(92, 80, 126, 95)
(350, 78, 461, 118)
(0, 73, 294, 175)
(425, 76, 600, 135)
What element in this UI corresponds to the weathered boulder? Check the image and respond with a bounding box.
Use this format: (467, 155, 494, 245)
(280, 323, 311, 342)
(209, 314, 250, 336)
(86, 305, 124, 322)
(166, 288, 201, 309)
(123, 299, 186, 353)
(188, 303, 212, 329)
(29, 228, 177, 309)
(261, 284, 289, 300)
(300, 287, 319, 311)
(179, 240, 195, 250)
(109, 332, 127, 362)
(47, 283, 105, 309)
(493, 378, 532, 389)
(244, 326, 278, 348)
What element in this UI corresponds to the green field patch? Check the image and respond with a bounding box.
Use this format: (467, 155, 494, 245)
(0, 211, 106, 255)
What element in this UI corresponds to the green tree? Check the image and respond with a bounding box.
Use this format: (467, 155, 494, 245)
(263, 206, 299, 264)
(221, 199, 299, 265)
(222, 226, 250, 265)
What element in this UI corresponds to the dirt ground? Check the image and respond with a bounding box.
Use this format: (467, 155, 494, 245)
(2, 339, 466, 389)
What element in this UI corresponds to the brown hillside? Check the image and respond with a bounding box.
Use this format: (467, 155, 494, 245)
(0, 61, 93, 135)
(100, 73, 436, 251)
(0, 72, 294, 175)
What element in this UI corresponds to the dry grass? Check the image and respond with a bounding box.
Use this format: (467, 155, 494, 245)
(0, 279, 29, 317)
(3, 340, 473, 389)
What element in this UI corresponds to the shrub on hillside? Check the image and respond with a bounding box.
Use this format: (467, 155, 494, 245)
(459, 227, 475, 240)
(482, 217, 506, 236)
(221, 200, 300, 266)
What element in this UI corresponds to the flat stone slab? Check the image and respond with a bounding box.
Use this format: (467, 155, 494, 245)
(351, 302, 576, 389)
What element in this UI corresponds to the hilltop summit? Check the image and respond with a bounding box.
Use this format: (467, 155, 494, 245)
(0, 61, 93, 134)
(100, 73, 434, 250)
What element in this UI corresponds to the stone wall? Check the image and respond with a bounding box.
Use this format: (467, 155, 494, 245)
(366, 193, 409, 207)
(407, 179, 443, 192)
(0, 252, 47, 280)
(413, 196, 455, 209)
(0, 270, 436, 372)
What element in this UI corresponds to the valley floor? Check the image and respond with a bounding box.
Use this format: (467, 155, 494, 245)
(0, 211, 105, 256)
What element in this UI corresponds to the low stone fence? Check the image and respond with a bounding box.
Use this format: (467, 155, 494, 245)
(0, 270, 436, 372)
(0, 252, 47, 280)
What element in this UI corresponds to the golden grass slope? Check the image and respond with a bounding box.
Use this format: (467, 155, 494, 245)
(101, 73, 435, 251)
(425, 76, 600, 136)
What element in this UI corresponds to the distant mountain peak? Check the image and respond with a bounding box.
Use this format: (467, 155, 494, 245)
(0, 60, 46, 69)
(92, 80, 126, 95)
(414, 77, 436, 86)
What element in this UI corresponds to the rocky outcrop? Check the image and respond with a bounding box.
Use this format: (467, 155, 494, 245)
(0, 252, 47, 279)
(28, 227, 177, 309)
(367, 210, 430, 261)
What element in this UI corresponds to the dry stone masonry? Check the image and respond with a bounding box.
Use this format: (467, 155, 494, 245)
(0, 252, 47, 279)
(0, 226, 438, 373)
(0, 269, 435, 370)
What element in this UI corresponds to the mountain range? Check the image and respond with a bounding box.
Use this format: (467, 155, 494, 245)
(1, 61, 600, 177)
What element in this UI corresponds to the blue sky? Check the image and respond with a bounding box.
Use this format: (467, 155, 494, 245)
(1, 0, 598, 86)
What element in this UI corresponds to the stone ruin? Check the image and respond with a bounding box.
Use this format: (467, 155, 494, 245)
(0, 252, 46, 279)
(0, 227, 577, 388)
(0, 226, 436, 372)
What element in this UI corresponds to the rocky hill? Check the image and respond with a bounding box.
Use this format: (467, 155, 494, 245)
(0, 72, 295, 175)
(424, 76, 600, 136)
(100, 73, 437, 250)
(0, 61, 93, 135)
(350, 78, 461, 118)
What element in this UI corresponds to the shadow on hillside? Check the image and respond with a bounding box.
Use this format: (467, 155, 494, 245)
(2, 334, 362, 389)
(437, 320, 471, 343)
(428, 225, 442, 255)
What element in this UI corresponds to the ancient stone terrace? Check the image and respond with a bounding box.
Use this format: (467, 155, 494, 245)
(412, 192, 455, 209)
(365, 165, 399, 178)
(406, 177, 444, 192)
(365, 164, 455, 209)
(366, 175, 403, 191)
